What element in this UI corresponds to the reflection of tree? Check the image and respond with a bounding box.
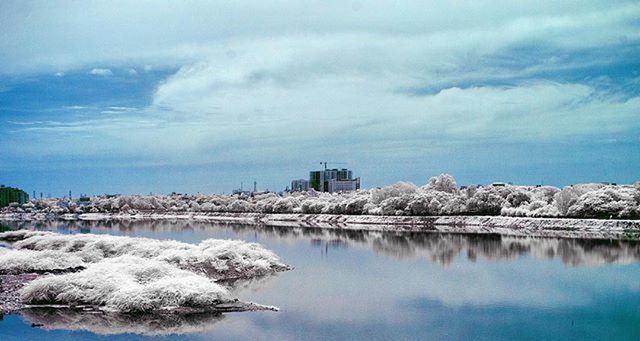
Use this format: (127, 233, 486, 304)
(20, 308, 224, 336)
(8, 220, 640, 267)
(238, 225, 640, 266)
(369, 232, 640, 266)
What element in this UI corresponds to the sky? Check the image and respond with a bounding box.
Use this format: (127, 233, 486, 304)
(1, 1, 639, 196)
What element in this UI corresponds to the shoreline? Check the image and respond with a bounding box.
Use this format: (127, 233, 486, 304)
(2, 212, 639, 240)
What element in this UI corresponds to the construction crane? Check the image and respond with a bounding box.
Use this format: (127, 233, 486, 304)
(319, 161, 347, 170)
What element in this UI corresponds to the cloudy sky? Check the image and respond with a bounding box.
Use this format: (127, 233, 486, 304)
(1, 1, 639, 195)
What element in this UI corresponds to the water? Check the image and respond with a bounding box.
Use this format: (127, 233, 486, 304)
(1, 220, 639, 340)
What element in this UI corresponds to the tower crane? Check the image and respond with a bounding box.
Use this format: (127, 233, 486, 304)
(319, 161, 347, 170)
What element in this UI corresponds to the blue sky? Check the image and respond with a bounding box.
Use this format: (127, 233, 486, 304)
(1, 1, 639, 196)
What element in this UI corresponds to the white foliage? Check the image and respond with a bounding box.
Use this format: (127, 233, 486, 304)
(0, 231, 289, 313)
(371, 182, 418, 204)
(567, 186, 639, 219)
(0, 249, 85, 274)
(7, 231, 288, 280)
(20, 256, 234, 313)
(554, 187, 579, 216)
(300, 198, 329, 214)
(228, 200, 255, 213)
(423, 174, 459, 194)
(4, 175, 639, 219)
(501, 200, 560, 218)
(466, 187, 506, 215)
(272, 197, 301, 213)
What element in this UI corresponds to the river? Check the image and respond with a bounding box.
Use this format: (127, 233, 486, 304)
(1, 220, 639, 340)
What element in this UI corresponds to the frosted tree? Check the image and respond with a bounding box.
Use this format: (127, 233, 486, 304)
(424, 174, 459, 194)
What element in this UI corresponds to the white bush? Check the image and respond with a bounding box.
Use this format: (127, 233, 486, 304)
(0, 249, 85, 274)
(7, 231, 289, 280)
(20, 256, 234, 313)
(567, 186, 639, 218)
(423, 174, 459, 194)
(371, 182, 418, 204)
(4, 175, 639, 219)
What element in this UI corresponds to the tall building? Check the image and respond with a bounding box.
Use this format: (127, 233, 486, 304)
(291, 179, 310, 192)
(309, 168, 360, 193)
(0, 185, 29, 208)
(327, 177, 360, 193)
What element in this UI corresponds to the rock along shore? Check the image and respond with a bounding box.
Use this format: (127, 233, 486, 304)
(2, 212, 639, 240)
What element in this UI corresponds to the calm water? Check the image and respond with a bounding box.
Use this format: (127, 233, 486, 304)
(1, 220, 639, 340)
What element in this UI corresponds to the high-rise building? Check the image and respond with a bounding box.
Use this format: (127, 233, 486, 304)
(309, 168, 360, 193)
(291, 179, 310, 192)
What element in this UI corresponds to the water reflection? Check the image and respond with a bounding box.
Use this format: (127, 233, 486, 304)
(5, 219, 639, 267)
(1, 219, 639, 340)
(20, 308, 224, 336)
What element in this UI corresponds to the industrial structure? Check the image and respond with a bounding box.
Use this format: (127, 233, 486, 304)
(0, 185, 29, 208)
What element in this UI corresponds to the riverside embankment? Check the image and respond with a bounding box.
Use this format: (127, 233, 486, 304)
(2, 212, 639, 240)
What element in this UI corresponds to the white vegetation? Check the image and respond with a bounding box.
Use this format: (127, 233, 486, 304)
(0, 231, 289, 313)
(3, 174, 639, 219)
(0, 249, 85, 274)
(1, 231, 289, 280)
(20, 256, 235, 313)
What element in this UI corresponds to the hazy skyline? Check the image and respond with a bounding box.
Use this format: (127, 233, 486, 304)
(1, 1, 639, 195)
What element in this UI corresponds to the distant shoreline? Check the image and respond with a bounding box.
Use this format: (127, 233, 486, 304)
(2, 212, 639, 241)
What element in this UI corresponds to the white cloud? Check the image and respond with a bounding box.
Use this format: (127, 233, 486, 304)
(89, 68, 113, 76)
(0, 1, 637, 75)
(101, 106, 138, 115)
(1, 1, 638, 169)
(146, 42, 640, 150)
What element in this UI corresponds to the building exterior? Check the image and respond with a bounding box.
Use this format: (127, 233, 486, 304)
(309, 168, 360, 193)
(327, 178, 360, 193)
(291, 179, 310, 192)
(0, 185, 29, 208)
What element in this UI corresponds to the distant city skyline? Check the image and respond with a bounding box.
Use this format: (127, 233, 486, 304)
(1, 1, 639, 196)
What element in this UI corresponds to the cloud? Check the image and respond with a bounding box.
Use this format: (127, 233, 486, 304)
(146, 41, 639, 149)
(0, 1, 638, 186)
(101, 106, 139, 115)
(89, 68, 113, 76)
(63, 105, 89, 110)
(0, 1, 637, 75)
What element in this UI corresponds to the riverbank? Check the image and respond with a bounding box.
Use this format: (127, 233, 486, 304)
(2, 212, 639, 240)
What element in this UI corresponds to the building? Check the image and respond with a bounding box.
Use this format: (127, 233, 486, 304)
(0, 185, 29, 208)
(309, 168, 360, 193)
(327, 178, 360, 193)
(291, 179, 309, 192)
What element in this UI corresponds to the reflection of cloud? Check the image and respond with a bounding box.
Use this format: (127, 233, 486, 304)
(20, 308, 224, 336)
(228, 272, 280, 295)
